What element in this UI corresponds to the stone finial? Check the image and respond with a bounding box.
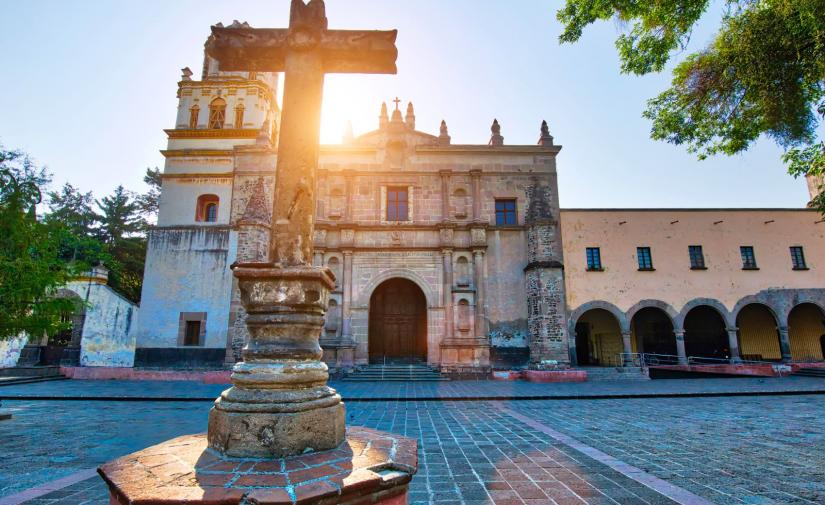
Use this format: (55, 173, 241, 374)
(405, 101, 415, 130)
(343, 120, 354, 144)
(181, 67, 193, 81)
(538, 119, 554, 147)
(489, 119, 504, 146)
(379, 102, 388, 129)
(438, 119, 451, 146)
(227, 20, 252, 29)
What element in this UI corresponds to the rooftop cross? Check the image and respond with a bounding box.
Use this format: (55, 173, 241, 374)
(393, 96, 401, 110)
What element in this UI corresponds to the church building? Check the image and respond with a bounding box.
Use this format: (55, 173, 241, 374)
(132, 40, 825, 374)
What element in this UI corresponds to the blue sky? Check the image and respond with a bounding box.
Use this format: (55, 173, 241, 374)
(0, 0, 814, 208)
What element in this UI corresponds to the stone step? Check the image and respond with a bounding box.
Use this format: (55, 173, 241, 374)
(794, 368, 825, 378)
(343, 364, 448, 381)
(0, 366, 62, 378)
(0, 375, 69, 386)
(578, 367, 650, 381)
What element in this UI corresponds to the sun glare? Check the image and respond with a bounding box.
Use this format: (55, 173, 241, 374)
(319, 74, 395, 145)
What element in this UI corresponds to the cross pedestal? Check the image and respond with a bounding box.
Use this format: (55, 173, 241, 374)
(98, 1, 416, 503)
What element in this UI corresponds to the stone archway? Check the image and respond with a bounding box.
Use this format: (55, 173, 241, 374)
(368, 278, 427, 364)
(683, 305, 729, 360)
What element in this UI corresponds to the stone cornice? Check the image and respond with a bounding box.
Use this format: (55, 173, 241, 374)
(315, 222, 525, 232)
(160, 149, 235, 158)
(416, 144, 562, 155)
(165, 128, 261, 139)
(524, 260, 564, 271)
(161, 172, 234, 179)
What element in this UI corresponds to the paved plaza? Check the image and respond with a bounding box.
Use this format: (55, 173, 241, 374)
(1, 379, 824, 504)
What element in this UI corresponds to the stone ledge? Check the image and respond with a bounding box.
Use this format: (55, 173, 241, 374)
(522, 370, 587, 383)
(99, 427, 417, 505)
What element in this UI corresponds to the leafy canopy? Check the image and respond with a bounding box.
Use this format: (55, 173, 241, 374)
(557, 0, 825, 205)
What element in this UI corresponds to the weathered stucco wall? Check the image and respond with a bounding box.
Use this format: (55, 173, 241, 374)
(136, 227, 235, 349)
(0, 336, 27, 368)
(562, 209, 825, 313)
(64, 280, 138, 367)
(486, 230, 528, 348)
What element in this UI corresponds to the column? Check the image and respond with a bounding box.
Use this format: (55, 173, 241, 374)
(621, 330, 633, 366)
(440, 170, 451, 222)
(344, 170, 354, 222)
(473, 249, 486, 340)
(778, 326, 792, 362)
(470, 169, 481, 221)
(341, 250, 354, 343)
(674, 329, 688, 364)
(726, 326, 741, 363)
(442, 249, 454, 341)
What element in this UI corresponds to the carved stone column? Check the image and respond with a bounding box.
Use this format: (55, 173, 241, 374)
(674, 329, 688, 364)
(470, 169, 482, 221)
(341, 249, 354, 343)
(344, 169, 355, 222)
(442, 249, 454, 342)
(473, 249, 487, 340)
(621, 330, 633, 366)
(778, 326, 792, 362)
(726, 326, 741, 363)
(440, 170, 451, 222)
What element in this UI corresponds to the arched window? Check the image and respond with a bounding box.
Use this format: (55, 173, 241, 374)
(208, 98, 226, 129)
(234, 104, 245, 128)
(456, 256, 471, 286)
(327, 256, 341, 288)
(188, 105, 200, 129)
(325, 299, 340, 333)
(196, 194, 220, 222)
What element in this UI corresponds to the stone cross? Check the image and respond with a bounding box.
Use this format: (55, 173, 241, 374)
(206, 0, 397, 267)
(203, 0, 398, 458)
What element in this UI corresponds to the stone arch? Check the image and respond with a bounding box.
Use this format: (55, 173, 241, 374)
(735, 302, 782, 361)
(326, 255, 342, 288)
(626, 300, 678, 329)
(356, 268, 438, 309)
(733, 295, 783, 327)
(676, 298, 733, 329)
(787, 302, 825, 361)
(455, 255, 471, 286)
(784, 296, 825, 327)
(568, 300, 629, 336)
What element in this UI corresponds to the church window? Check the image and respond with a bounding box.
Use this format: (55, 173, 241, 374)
(234, 104, 245, 128)
(495, 199, 517, 225)
(637, 247, 653, 270)
(689, 245, 706, 269)
(453, 188, 468, 219)
(195, 194, 220, 223)
(585, 247, 602, 271)
(188, 105, 200, 129)
(790, 246, 807, 270)
(740, 246, 758, 270)
(458, 299, 471, 331)
(387, 187, 408, 221)
(327, 256, 342, 288)
(208, 98, 227, 129)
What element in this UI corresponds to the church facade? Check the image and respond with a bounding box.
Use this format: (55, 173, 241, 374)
(132, 50, 825, 373)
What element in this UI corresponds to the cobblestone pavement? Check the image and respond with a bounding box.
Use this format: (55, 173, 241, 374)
(2, 376, 825, 400)
(2, 391, 825, 504)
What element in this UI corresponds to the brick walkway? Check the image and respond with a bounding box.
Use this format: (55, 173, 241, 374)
(2, 379, 825, 504)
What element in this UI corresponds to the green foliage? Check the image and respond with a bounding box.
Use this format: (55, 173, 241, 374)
(0, 148, 77, 339)
(137, 167, 162, 218)
(557, 0, 825, 210)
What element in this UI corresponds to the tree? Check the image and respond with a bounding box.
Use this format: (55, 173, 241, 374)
(136, 167, 162, 219)
(0, 147, 77, 339)
(96, 186, 147, 302)
(557, 0, 825, 207)
(46, 183, 107, 265)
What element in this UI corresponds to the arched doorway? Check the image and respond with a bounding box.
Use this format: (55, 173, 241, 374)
(574, 309, 623, 366)
(736, 304, 781, 361)
(42, 289, 85, 366)
(684, 306, 729, 360)
(368, 278, 427, 364)
(631, 307, 676, 357)
(788, 303, 825, 361)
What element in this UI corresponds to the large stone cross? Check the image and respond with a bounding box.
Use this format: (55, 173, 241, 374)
(203, 0, 398, 458)
(206, 0, 397, 267)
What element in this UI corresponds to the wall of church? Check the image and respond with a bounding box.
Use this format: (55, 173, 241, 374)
(157, 177, 233, 227)
(135, 227, 235, 355)
(486, 229, 528, 348)
(63, 280, 138, 367)
(562, 209, 825, 314)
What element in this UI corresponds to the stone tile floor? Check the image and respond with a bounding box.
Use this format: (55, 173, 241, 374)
(1, 379, 824, 504)
(2, 376, 825, 400)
